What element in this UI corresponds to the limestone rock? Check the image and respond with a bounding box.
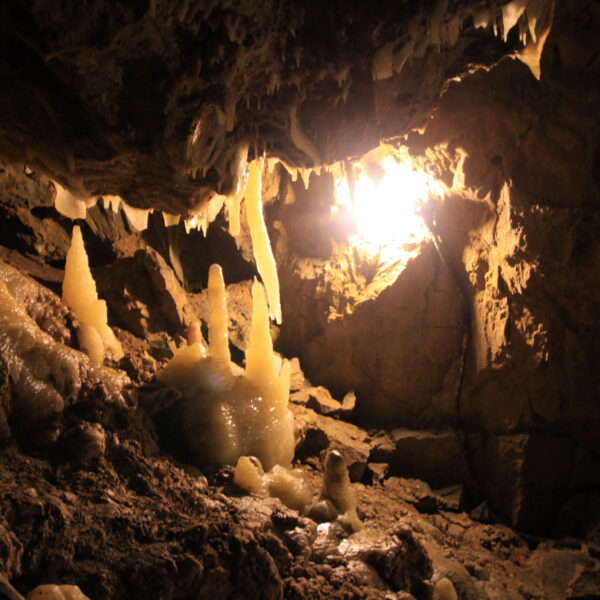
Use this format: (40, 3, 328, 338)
(371, 428, 473, 491)
(60, 423, 107, 464)
(277, 243, 464, 428)
(296, 386, 344, 418)
(382, 477, 462, 515)
(291, 404, 371, 482)
(554, 494, 600, 543)
(362, 462, 390, 485)
(0, 2, 520, 212)
(141, 248, 194, 332)
(470, 432, 577, 533)
(341, 391, 356, 415)
(530, 543, 600, 600)
(289, 357, 309, 392)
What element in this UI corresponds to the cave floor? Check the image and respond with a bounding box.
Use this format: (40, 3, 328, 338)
(2, 383, 599, 600)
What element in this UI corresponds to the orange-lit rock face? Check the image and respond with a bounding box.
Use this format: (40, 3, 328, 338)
(277, 242, 465, 427)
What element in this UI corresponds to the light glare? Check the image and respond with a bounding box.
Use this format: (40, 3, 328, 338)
(334, 150, 440, 254)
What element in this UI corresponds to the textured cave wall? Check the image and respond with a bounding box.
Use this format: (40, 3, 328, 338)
(0, 0, 518, 212)
(275, 242, 465, 429)
(407, 1, 600, 532)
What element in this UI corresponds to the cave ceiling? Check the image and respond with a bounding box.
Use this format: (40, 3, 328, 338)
(0, 0, 533, 215)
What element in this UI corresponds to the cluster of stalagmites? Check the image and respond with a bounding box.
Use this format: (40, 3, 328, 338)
(0, 237, 374, 600)
(233, 449, 362, 531)
(0, 181, 378, 597)
(158, 263, 294, 470)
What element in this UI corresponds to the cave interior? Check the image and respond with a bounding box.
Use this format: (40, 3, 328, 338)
(0, 1, 599, 599)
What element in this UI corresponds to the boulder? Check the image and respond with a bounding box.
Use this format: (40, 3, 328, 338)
(370, 428, 473, 491)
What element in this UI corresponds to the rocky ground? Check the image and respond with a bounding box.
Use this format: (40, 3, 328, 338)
(2, 350, 599, 599)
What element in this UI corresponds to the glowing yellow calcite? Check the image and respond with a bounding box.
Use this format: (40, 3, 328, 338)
(245, 160, 282, 323)
(227, 193, 242, 236)
(234, 456, 313, 512)
(245, 279, 288, 412)
(62, 226, 123, 364)
(318, 450, 362, 532)
(264, 465, 313, 512)
(158, 265, 294, 470)
(157, 342, 209, 391)
(186, 320, 206, 346)
(322, 451, 356, 514)
(0, 263, 129, 423)
(233, 455, 267, 495)
(244, 279, 294, 467)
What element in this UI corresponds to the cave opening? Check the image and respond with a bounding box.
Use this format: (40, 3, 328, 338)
(1, 1, 600, 599)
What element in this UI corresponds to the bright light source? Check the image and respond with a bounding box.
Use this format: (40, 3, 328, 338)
(333, 146, 441, 255)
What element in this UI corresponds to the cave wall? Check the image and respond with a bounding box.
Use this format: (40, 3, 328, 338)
(276, 243, 465, 429)
(275, 2, 600, 532)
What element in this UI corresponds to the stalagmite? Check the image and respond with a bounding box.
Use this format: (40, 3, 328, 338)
(245, 160, 282, 323)
(308, 450, 362, 532)
(234, 455, 267, 495)
(207, 264, 231, 370)
(245, 278, 290, 415)
(0, 261, 129, 423)
(62, 226, 123, 364)
(234, 455, 314, 512)
(157, 265, 294, 470)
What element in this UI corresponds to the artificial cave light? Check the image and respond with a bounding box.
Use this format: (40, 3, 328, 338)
(333, 146, 441, 254)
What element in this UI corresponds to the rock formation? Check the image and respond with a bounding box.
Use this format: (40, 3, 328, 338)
(0, 0, 599, 598)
